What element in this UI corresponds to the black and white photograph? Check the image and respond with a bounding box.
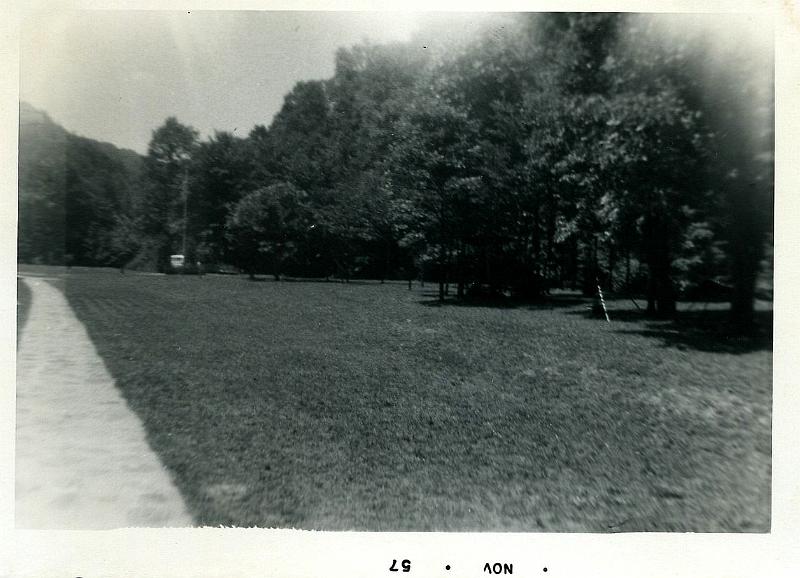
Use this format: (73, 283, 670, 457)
(12, 5, 777, 542)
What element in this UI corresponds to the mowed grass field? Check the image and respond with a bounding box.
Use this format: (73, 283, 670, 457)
(19, 266, 772, 531)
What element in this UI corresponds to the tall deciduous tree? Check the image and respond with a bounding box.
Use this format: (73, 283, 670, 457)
(191, 131, 254, 264)
(258, 81, 335, 195)
(391, 89, 483, 300)
(692, 20, 773, 330)
(225, 183, 311, 280)
(143, 117, 198, 271)
(614, 14, 773, 326)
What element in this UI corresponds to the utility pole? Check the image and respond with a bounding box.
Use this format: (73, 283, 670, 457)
(181, 164, 188, 260)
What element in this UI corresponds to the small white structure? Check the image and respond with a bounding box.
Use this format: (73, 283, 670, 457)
(170, 254, 185, 269)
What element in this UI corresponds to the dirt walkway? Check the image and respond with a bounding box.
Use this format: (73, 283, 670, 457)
(15, 276, 193, 528)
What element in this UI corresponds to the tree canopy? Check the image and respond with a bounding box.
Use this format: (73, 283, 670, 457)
(18, 13, 773, 328)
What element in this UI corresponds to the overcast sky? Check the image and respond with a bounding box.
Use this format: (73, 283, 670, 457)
(20, 11, 426, 153)
(20, 10, 773, 155)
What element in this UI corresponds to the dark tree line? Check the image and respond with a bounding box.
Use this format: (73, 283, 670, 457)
(18, 14, 773, 329)
(18, 103, 145, 267)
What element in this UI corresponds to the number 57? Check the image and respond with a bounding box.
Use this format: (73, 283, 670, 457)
(389, 559, 411, 572)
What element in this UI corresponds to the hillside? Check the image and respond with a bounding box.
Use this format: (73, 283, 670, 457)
(18, 102, 145, 266)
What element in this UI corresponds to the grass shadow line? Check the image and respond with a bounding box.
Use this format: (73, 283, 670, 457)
(417, 293, 591, 310)
(593, 308, 773, 354)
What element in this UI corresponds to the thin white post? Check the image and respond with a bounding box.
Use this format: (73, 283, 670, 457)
(181, 166, 188, 259)
(597, 283, 610, 323)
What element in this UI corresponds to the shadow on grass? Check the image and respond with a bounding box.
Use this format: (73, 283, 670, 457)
(283, 278, 400, 286)
(569, 307, 773, 354)
(417, 291, 590, 310)
(245, 275, 410, 286)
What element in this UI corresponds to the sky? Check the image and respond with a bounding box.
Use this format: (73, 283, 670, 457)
(20, 11, 428, 153)
(20, 10, 774, 155)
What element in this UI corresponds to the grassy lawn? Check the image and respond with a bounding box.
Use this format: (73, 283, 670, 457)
(26, 266, 770, 531)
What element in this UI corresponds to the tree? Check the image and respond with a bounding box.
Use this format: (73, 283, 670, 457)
(142, 117, 198, 271)
(317, 43, 429, 281)
(613, 14, 773, 326)
(107, 213, 146, 269)
(225, 183, 311, 280)
(691, 21, 773, 330)
(597, 90, 708, 315)
(327, 42, 429, 181)
(256, 81, 335, 194)
(391, 89, 483, 300)
(437, 19, 547, 296)
(64, 135, 144, 266)
(191, 131, 254, 264)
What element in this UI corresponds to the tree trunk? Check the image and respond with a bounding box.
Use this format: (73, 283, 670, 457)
(273, 256, 281, 281)
(646, 277, 657, 315)
(457, 240, 465, 299)
(571, 238, 579, 291)
(730, 236, 761, 332)
(728, 179, 768, 333)
(581, 240, 596, 297)
(655, 269, 676, 317)
(648, 246, 676, 318)
(608, 242, 616, 290)
(644, 213, 676, 318)
(625, 249, 631, 288)
(545, 194, 556, 287)
(531, 200, 541, 280)
(381, 240, 392, 284)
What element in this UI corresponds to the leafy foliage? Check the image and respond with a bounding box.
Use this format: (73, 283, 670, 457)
(18, 13, 773, 325)
(226, 183, 311, 279)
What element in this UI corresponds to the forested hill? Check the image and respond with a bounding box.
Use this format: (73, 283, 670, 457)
(18, 101, 144, 267)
